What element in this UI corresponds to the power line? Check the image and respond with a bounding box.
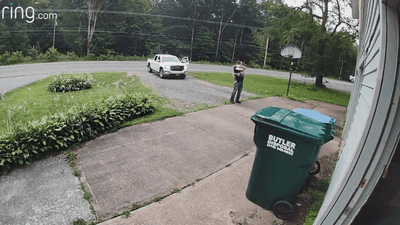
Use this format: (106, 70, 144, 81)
(35, 9, 263, 30)
(0, 28, 276, 51)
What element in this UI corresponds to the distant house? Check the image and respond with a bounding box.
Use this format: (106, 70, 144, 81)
(314, 1, 400, 224)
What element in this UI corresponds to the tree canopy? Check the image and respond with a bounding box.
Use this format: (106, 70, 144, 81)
(0, 0, 358, 81)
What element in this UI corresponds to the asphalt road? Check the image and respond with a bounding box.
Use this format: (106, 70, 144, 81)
(0, 61, 353, 94)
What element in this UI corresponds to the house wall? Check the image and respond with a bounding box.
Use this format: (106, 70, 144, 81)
(352, 143, 400, 225)
(314, 0, 400, 224)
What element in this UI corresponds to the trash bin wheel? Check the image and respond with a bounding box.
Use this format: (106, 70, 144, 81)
(272, 200, 294, 220)
(309, 160, 321, 175)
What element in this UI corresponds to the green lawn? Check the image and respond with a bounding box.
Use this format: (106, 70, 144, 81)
(1, 71, 350, 135)
(188, 72, 350, 107)
(0, 72, 182, 135)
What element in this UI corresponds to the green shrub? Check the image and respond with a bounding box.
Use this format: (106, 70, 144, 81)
(36, 52, 48, 62)
(47, 74, 92, 93)
(98, 54, 109, 61)
(65, 51, 80, 61)
(84, 53, 96, 61)
(27, 46, 40, 60)
(1, 52, 12, 65)
(0, 93, 154, 174)
(0, 51, 25, 65)
(116, 54, 126, 61)
(44, 47, 61, 62)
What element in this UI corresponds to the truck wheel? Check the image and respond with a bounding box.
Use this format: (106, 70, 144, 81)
(309, 160, 321, 175)
(159, 68, 165, 79)
(147, 64, 153, 73)
(272, 200, 294, 220)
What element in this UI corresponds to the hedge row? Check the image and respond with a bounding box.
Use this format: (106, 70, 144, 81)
(0, 47, 147, 66)
(0, 93, 155, 174)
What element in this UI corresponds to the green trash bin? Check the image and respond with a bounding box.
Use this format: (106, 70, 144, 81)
(293, 108, 337, 175)
(294, 108, 336, 144)
(246, 107, 327, 220)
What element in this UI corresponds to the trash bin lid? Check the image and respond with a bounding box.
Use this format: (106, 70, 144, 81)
(252, 107, 326, 142)
(294, 108, 336, 125)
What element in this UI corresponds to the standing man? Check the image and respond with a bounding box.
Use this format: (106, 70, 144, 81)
(230, 60, 246, 104)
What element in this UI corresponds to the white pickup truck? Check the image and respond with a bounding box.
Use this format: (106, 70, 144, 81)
(147, 54, 189, 79)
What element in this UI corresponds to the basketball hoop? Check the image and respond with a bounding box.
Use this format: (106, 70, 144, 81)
(281, 45, 302, 60)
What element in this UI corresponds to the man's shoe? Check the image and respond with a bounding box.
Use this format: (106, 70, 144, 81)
(235, 101, 241, 104)
(230, 101, 235, 104)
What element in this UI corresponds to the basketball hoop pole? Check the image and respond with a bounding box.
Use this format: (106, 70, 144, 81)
(280, 44, 301, 96)
(286, 61, 294, 96)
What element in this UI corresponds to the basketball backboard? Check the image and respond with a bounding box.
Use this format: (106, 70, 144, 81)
(280, 45, 302, 59)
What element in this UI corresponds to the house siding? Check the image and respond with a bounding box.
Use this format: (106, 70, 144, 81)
(314, 0, 384, 223)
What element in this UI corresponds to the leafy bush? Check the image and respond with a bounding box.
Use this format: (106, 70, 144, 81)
(0, 51, 26, 65)
(36, 52, 49, 62)
(54, 51, 80, 62)
(98, 54, 109, 61)
(84, 53, 96, 61)
(47, 74, 93, 92)
(27, 46, 40, 60)
(0, 93, 154, 174)
(44, 47, 62, 62)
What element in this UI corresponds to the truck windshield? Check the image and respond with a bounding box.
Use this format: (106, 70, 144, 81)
(162, 57, 180, 62)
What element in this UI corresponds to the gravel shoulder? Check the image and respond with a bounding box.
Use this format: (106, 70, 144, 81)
(128, 71, 256, 109)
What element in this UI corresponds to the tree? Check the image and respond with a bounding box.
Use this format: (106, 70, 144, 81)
(254, 1, 317, 70)
(86, 0, 111, 55)
(0, 0, 36, 54)
(253, 1, 357, 80)
(295, 0, 358, 86)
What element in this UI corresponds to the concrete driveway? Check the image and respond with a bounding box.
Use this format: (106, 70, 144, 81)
(0, 96, 347, 224)
(77, 97, 347, 222)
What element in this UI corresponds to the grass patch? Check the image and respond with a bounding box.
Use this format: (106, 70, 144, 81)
(304, 190, 326, 224)
(65, 151, 97, 223)
(73, 168, 82, 177)
(83, 189, 92, 202)
(188, 72, 350, 107)
(154, 196, 164, 202)
(71, 219, 91, 225)
(304, 154, 340, 224)
(120, 210, 131, 218)
(0, 72, 181, 135)
(130, 188, 181, 212)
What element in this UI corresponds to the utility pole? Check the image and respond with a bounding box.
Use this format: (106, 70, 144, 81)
(231, 30, 238, 63)
(215, 5, 224, 62)
(215, 6, 236, 62)
(190, 4, 196, 62)
(339, 57, 344, 78)
(53, 18, 57, 48)
(263, 37, 269, 66)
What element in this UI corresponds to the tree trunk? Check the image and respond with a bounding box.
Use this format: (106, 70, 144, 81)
(315, 39, 325, 87)
(87, 9, 91, 55)
(314, 0, 329, 87)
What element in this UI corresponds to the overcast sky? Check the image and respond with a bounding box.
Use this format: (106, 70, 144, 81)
(283, 0, 354, 18)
